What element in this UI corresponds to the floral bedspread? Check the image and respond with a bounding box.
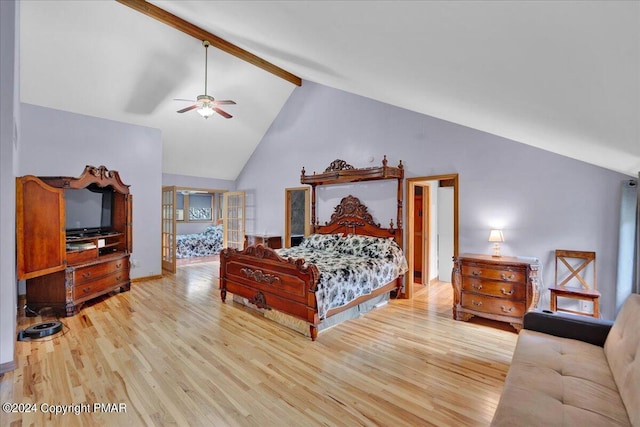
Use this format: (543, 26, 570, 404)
(176, 225, 223, 258)
(276, 234, 408, 319)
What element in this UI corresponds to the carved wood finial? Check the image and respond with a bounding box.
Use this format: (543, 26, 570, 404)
(398, 160, 404, 169)
(301, 166, 306, 176)
(324, 159, 355, 173)
(382, 155, 388, 168)
(88, 165, 114, 179)
(71, 165, 129, 194)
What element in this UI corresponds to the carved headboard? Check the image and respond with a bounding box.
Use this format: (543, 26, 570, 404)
(316, 195, 400, 245)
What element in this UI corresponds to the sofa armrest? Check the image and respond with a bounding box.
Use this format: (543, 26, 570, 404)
(523, 310, 614, 347)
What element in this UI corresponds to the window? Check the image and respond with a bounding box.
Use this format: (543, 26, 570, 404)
(175, 190, 224, 223)
(189, 193, 212, 221)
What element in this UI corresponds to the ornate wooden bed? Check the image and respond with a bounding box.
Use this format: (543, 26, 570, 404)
(219, 157, 404, 340)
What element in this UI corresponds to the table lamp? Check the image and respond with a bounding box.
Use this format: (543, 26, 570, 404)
(489, 229, 504, 257)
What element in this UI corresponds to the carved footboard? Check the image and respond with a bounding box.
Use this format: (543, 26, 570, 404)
(219, 244, 322, 339)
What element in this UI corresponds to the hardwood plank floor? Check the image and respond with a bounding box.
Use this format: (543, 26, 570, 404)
(1, 262, 517, 426)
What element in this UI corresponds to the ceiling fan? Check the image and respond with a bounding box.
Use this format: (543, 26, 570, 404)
(176, 40, 236, 119)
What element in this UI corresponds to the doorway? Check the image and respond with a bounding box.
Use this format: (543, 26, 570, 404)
(161, 186, 228, 273)
(406, 174, 458, 299)
(284, 187, 310, 247)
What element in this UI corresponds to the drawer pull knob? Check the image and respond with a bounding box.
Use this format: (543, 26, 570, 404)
(82, 287, 91, 294)
(501, 288, 515, 295)
(472, 270, 482, 276)
(82, 272, 92, 278)
(501, 273, 515, 280)
(472, 300, 482, 307)
(116, 275, 122, 281)
(501, 305, 514, 313)
(471, 283, 483, 291)
(116, 263, 122, 269)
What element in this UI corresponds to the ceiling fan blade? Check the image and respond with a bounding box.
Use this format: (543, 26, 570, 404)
(212, 100, 236, 105)
(177, 105, 198, 113)
(213, 107, 232, 119)
(173, 98, 196, 103)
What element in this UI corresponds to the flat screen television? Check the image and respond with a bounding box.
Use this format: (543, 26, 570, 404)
(65, 186, 113, 236)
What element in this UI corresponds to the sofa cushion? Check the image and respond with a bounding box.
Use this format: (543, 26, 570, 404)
(491, 330, 630, 426)
(604, 294, 640, 427)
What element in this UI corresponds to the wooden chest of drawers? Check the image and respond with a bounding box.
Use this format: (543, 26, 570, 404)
(26, 253, 130, 317)
(68, 256, 130, 307)
(452, 254, 539, 331)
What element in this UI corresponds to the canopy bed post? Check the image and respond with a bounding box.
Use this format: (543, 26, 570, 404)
(395, 158, 404, 247)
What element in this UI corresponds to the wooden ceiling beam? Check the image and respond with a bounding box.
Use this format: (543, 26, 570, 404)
(116, 0, 302, 86)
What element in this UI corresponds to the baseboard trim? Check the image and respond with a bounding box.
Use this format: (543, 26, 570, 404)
(131, 274, 163, 283)
(0, 359, 17, 374)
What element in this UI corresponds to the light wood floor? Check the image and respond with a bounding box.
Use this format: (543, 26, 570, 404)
(1, 262, 517, 426)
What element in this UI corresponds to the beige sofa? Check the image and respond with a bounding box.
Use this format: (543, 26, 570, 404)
(491, 294, 640, 427)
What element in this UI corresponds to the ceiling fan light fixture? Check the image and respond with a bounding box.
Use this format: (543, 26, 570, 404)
(176, 41, 236, 119)
(197, 104, 214, 118)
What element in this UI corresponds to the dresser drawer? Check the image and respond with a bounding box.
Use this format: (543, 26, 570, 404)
(67, 248, 98, 265)
(461, 265, 525, 283)
(73, 270, 129, 301)
(71, 257, 129, 285)
(461, 292, 525, 318)
(461, 277, 525, 300)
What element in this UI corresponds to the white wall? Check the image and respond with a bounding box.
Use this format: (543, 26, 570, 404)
(438, 186, 455, 282)
(18, 103, 163, 280)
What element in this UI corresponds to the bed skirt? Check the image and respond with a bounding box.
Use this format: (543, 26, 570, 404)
(232, 292, 390, 337)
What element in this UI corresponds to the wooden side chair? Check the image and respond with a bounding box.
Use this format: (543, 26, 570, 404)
(548, 250, 600, 318)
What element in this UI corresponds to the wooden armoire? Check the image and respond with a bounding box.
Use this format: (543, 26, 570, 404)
(16, 165, 132, 317)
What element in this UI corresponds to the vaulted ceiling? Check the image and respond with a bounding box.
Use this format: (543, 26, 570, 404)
(20, 1, 639, 180)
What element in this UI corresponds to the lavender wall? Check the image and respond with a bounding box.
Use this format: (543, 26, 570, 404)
(0, 0, 18, 372)
(236, 81, 629, 319)
(18, 103, 163, 280)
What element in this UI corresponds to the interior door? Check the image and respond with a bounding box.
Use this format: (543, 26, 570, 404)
(223, 191, 245, 250)
(413, 188, 423, 283)
(161, 186, 176, 273)
(16, 176, 67, 280)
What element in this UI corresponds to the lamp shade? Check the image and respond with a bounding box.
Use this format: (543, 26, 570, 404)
(488, 229, 504, 243)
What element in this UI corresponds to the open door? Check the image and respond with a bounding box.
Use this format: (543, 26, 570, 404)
(223, 191, 245, 250)
(161, 186, 176, 273)
(16, 176, 67, 280)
